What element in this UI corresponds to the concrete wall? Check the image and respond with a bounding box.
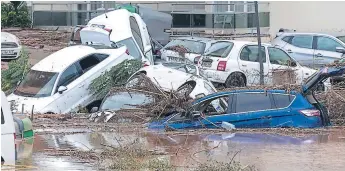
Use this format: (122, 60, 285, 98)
(269, 1, 345, 37)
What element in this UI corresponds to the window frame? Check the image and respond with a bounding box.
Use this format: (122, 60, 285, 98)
(55, 63, 83, 92)
(290, 35, 314, 49)
(271, 93, 296, 109)
(234, 92, 274, 113)
(268, 47, 297, 67)
(315, 36, 345, 52)
(239, 45, 267, 63)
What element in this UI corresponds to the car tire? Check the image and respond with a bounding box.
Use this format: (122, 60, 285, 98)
(177, 81, 196, 98)
(225, 73, 246, 88)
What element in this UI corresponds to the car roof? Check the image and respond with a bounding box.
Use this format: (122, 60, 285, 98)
(279, 32, 338, 37)
(194, 89, 297, 103)
(31, 45, 97, 72)
(211, 40, 272, 47)
(174, 36, 212, 43)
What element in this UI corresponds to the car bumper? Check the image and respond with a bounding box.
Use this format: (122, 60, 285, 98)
(1, 47, 21, 60)
(199, 69, 228, 84)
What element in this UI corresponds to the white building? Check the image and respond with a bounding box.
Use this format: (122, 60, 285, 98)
(27, 1, 345, 38)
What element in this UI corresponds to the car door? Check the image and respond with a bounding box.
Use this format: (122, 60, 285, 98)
(238, 45, 269, 85)
(283, 35, 315, 67)
(313, 35, 345, 67)
(267, 47, 303, 84)
(52, 63, 84, 113)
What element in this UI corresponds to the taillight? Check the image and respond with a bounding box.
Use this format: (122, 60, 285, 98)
(125, 49, 130, 55)
(143, 62, 149, 67)
(299, 109, 321, 117)
(104, 28, 112, 32)
(194, 56, 201, 64)
(217, 61, 227, 71)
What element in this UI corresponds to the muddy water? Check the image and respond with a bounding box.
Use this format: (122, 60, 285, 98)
(16, 129, 345, 171)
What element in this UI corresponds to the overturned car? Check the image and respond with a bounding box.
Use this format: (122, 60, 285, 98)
(149, 66, 345, 129)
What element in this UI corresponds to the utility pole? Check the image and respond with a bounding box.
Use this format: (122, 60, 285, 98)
(254, 1, 264, 85)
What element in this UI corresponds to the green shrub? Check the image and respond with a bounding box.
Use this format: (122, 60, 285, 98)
(1, 2, 31, 27)
(88, 59, 142, 99)
(1, 49, 30, 93)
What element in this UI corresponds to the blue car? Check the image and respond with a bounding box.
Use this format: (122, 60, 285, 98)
(149, 66, 345, 129)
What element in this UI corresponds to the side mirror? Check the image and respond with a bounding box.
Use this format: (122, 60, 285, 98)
(57, 86, 68, 94)
(195, 93, 205, 99)
(90, 107, 99, 113)
(290, 61, 297, 67)
(336, 47, 345, 54)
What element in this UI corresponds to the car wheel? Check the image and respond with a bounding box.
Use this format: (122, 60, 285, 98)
(225, 73, 246, 88)
(126, 73, 146, 88)
(177, 81, 196, 98)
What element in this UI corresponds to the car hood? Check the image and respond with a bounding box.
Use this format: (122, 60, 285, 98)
(7, 93, 55, 114)
(142, 64, 196, 91)
(1, 32, 19, 43)
(302, 66, 345, 93)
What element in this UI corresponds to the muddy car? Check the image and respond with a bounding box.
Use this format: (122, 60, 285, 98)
(149, 66, 345, 129)
(126, 61, 218, 99)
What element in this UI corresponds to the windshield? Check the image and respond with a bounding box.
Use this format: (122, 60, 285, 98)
(14, 70, 58, 97)
(161, 62, 197, 75)
(204, 42, 234, 58)
(164, 39, 206, 54)
(117, 37, 142, 60)
(337, 36, 345, 43)
(100, 92, 154, 111)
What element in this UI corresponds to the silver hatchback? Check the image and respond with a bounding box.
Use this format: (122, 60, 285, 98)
(271, 33, 345, 68)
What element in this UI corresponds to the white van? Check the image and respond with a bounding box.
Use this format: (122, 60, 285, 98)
(7, 44, 134, 114)
(74, 9, 155, 66)
(1, 91, 16, 166)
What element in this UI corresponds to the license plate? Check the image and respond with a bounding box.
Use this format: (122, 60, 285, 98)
(1, 50, 15, 55)
(168, 56, 185, 62)
(202, 61, 212, 67)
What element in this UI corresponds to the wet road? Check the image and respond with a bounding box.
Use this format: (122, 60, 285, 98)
(15, 128, 345, 171)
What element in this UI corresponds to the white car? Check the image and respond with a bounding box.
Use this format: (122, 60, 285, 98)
(1, 32, 22, 60)
(127, 62, 218, 99)
(71, 9, 155, 66)
(198, 40, 318, 87)
(1, 91, 16, 166)
(161, 37, 217, 64)
(7, 44, 134, 114)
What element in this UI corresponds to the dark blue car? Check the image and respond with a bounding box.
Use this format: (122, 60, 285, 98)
(149, 66, 345, 129)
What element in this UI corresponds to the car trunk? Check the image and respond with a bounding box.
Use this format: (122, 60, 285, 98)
(80, 27, 112, 46)
(302, 66, 345, 126)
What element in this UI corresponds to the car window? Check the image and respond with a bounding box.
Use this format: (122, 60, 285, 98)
(198, 96, 228, 115)
(204, 42, 234, 58)
(100, 92, 154, 111)
(118, 38, 142, 60)
(164, 39, 206, 54)
(236, 93, 272, 113)
(79, 55, 101, 72)
(57, 64, 81, 88)
(1, 108, 4, 124)
(94, 54, 109, 62)
(272, 94, 295, 108)
(338, 36, 345, 43)
(240, 45, 266, 63)
(282, 36, 293, 43)
(14, 70, 58, 97)
(291, 35, 313, 49)
(268, 47, 297, 66)
(130, 17, 144, 52)
(316, 36, 344, 52)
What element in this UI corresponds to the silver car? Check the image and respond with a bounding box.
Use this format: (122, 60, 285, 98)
(271, 33, 345, 68)
(160, 37, 218, 64)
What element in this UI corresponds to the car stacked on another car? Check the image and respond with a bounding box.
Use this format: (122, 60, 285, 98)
(1, 32, 22, 60)
(197, 40, 320, 88)
(160, 37, 218, 63)
(271, 32, 345, 68)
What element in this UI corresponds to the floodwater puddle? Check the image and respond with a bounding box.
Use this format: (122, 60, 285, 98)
(15, 128, 345, 171)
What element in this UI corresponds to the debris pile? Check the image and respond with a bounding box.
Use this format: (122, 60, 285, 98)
(4, 29, 70, 51)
